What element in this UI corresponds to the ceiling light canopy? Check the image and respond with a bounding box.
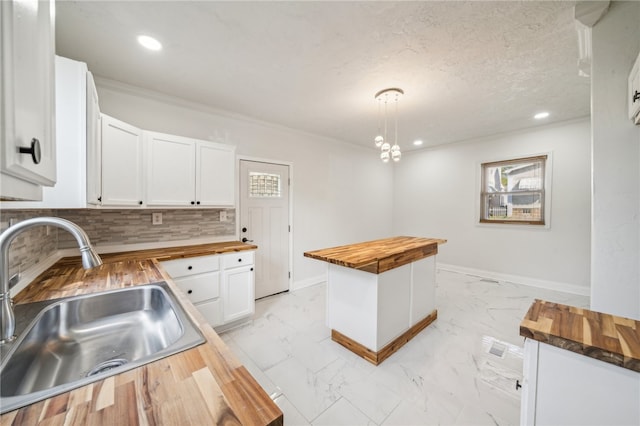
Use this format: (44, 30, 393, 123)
(534, 111, 550, 120)
(374, 88, 403, 163)
(137, 35, 162, 51)
(413, 140, 423, 146)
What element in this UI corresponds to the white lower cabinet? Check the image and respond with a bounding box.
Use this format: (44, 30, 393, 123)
(161, 251, 255, 328)
(521, 339, 640, 425)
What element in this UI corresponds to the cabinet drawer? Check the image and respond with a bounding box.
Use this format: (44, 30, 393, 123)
(174, 272, 220, 304)
(223, 251, 255, 269)
(196, 298, 223, 327)
(161, 254, 220, 278)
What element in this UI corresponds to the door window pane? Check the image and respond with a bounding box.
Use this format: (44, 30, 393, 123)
(249, 172, 281, 198)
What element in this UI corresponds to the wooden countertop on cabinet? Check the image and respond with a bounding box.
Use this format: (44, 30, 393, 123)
(0, 242, 283, 426)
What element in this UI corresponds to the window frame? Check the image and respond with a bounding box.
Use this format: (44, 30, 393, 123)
(479, 154, 549, 226)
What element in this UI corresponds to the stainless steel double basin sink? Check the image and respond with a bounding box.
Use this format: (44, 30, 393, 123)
(0, 282, 205, 414)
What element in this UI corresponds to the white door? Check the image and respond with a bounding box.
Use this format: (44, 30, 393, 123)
(239, 160, 290, 299)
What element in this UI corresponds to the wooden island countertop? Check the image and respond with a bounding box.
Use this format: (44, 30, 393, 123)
(303, 236, 447, 274)
(0, 242, 283, 426)
(520, 299, 640, 373)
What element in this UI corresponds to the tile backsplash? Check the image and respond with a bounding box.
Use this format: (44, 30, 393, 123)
(1, 208, 235, 278)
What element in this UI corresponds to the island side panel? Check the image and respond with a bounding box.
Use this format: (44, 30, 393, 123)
(327, 264, 379, 350)
(377, 264, 412, 351)
(410, 256, 436, 326)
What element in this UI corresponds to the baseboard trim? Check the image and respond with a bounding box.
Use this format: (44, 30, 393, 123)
(437, 263, 590, 296)
(331, 309, 438, 365)
(291, 274, 325, 292)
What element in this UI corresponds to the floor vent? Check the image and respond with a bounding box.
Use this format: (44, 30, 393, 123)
(488, 341, 507, 358)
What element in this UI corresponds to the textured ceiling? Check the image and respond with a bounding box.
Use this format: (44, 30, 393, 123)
(55, 1, 590, 151)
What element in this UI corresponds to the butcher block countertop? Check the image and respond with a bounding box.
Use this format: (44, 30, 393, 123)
(520, 299, 640, 373)
(303, 236, 447, 274)
(1, 242, 282, 426)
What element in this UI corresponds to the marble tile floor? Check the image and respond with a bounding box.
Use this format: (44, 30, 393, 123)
(219, 270, 589, 425)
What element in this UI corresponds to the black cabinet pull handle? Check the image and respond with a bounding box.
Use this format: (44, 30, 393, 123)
(19, 138, 41, 164)
(633, 90, 640, 103)
(515, 380, 522, 390)
(187, 290, 193, 294)
(242, 238, 254, 243)
(97, 196, 102, 202)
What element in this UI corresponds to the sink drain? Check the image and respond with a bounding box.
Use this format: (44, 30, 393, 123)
(87, 358, 128, 377)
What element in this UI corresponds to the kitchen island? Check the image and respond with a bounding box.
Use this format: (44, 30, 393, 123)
(304, 236, 446, 365)
(0, 242, 282, 426)
(519, 300, 640, 425)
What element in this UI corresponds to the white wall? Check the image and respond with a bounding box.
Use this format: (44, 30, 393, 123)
(392, 119, 591, 293)
(94, 80, 394, 288)
(591, 1, 640, 319)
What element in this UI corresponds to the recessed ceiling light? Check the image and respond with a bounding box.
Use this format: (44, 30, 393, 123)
(137, 35, 162, 51)
(413, 140, 423, 146)
(534, 112, 550, 120)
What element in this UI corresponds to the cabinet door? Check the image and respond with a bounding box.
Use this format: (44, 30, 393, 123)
(222, 265, 255, 323)
(0, 0, 56, 191)
(196, 142, 235, 206)
(86, 71, 102, 205)
(146, 132, 196, 206)
(100, 114, 144, 206)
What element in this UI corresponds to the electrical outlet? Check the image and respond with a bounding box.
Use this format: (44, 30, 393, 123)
(219, 211, 227, 222)
(152, 212, 163, 225)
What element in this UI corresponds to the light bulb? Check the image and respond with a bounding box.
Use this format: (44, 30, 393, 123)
(391, 144, 400, 152)
(381, 151, 390, 163)
(392, 150, 401, 162)
(374, 135, 384, 148)
(381, 142, 391, 152)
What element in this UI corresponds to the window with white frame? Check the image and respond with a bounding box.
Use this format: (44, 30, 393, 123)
(480, 155, 547, 225)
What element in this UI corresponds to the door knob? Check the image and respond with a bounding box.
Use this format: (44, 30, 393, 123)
(242, 237, 254, 243)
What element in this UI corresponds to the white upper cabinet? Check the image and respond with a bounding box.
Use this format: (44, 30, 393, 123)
(1, 56, 91, 209)
(146, 132, 196, 206)
(629, 51, 640, 124)
(146, 131, 235, 208)
(0, 0, 56, 200)
(197, 142, 235, 206)
(86, 71, 102, 205)
(100, 114, 145, 207)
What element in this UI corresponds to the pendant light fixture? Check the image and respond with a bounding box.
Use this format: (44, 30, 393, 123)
(374, 88, 403, 163)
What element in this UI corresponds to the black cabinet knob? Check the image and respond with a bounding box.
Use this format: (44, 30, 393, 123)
(187, 266, 193, 270)
(187, 289, 193, 294)
(238, 258, 242, 262)
(250, 267, 254, 271)
(242, 227, 247, 233)
(190, 201, 195, 205)
(139, 201, 143, 205)
(19, 138, 41, 164)
(196, 201, 201, 205)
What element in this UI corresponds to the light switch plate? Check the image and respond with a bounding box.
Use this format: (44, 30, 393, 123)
(152, 212, 162, 225)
